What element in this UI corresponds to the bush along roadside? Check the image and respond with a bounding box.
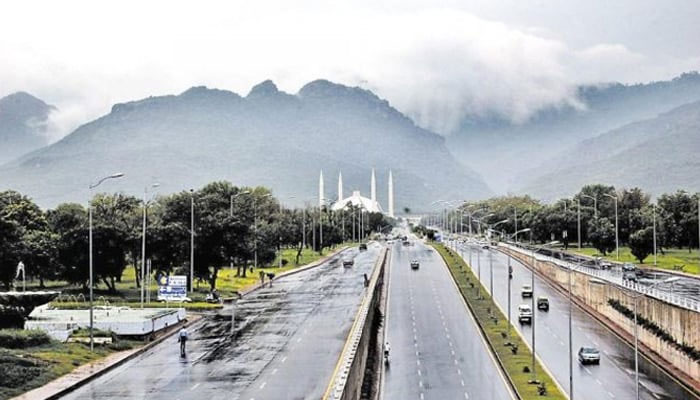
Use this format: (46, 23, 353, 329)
(608, 299, 700, 362)
(432, 244, 567, 399)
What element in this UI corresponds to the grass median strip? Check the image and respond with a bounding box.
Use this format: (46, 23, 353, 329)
(432, 243, 567, 400)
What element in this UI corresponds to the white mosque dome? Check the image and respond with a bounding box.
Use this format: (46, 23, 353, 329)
(331, 191, 383, 213)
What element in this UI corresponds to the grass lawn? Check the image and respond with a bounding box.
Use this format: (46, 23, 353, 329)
(571, 246, 699, 275)
(432, 243, 566, 400)
(0, 331, 139, 400)
(42, 244, 353, 308)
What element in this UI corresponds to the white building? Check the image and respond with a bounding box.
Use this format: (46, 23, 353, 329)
(321, 168, 394, 217)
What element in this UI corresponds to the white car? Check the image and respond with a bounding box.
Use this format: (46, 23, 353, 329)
(521, 284, 533, 298)
(518, 304, 533, 324)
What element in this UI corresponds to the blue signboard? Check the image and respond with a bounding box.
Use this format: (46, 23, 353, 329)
(157, 275, 187, 301)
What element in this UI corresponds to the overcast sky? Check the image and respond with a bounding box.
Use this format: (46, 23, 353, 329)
(2, 0, 699, 139)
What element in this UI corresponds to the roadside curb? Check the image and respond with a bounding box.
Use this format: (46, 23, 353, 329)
(13, 315, 202, 400)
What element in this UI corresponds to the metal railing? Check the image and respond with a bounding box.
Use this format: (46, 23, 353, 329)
(499, 242, 700, 313)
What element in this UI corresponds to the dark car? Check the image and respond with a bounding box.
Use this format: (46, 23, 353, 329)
(578, 346, 600, 365)
(537, 296, 549, 311)
(623, 270, 637, 282)
(410, 260, 419, 270)
(342, 259, 354, 268)
(359, 243, 368, 251)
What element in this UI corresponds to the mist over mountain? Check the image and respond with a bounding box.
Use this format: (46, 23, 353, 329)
(519, 100, 700, 200)
(0, 92, 55, 164)
(446, 72, 700, 193)
(0, 80, 491, 210)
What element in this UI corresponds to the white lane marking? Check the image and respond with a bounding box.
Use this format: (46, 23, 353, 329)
(281, 356, 287, 363)
(271, 368, 278, 375)
(584, 367, 592, 375)
(417, 359, 421, 366)
(420, 393, 424, 400)
(460, 379, 465, 387)
(419, 380, 423, 388)
(296, 337, 302, 343)
(457, 368, 462, 375)
(465, 393, 470, 399)
(608, 391, 615, 398)
(595, 378, 603, 386)
(417, 369, 422, 376)
(259, 382, 267, 389)
(190, 383, 200, 390)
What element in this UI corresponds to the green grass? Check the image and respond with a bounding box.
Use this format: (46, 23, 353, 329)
(37, 244, 352, 306)
(572, 246, 699, 275)
(0, 332, 139, 400)
(432, 243, 567, 400)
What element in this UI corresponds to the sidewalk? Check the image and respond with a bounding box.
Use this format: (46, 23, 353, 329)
(11, 315, 202, 400)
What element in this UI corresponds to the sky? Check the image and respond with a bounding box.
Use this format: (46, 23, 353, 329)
(1, 0, 699, 140)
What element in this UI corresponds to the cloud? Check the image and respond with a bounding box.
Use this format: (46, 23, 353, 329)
(0, 2, 698, 139)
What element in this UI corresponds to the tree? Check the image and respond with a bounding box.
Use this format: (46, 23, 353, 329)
(587, 217, 616, 255)
(22, 230, 61, 288)
(0, 216, 23, 290)
(629, 227, 654, 263)
(618, 188, 650, 244)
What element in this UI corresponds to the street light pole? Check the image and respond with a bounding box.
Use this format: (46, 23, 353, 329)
(88, 172, 124, 351)
(141, 183, 159, 308)
(529, 241, 559, 383)
(653, 204, 658, 266)
(577, 200, 581, 250)
(189, 189, 196, 293)
(582, 194, 598, 219)
(604, 193, 619, 260)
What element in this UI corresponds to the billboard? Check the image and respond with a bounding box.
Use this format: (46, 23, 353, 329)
(157, 275, 188, 301)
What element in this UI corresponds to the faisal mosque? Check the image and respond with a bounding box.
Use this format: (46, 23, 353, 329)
(318, 169, 394, 217)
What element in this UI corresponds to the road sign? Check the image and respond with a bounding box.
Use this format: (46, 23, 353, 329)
(157, 275, 188, 301)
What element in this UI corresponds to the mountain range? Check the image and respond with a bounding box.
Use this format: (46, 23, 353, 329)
(0, 92, 55, 165)
(447, 72, 700, 194)
(520, 99, 700, 199)
(0, 80, 492, 210)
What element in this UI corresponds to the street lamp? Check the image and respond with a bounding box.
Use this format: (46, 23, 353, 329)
(487, 219, 509, 295)
(141, 182, 160, 308)
(190, 189, 195, 293)
(278, 196, 296, 268)
(255, 193, 272, 268)
(603, 193, 619, 259)
(88, 172, 124, 351)
(504, 228, 530, 340)
(529, 240, 559, 383)
(229, 190, 251, 272)
(581, 194, 598, 219)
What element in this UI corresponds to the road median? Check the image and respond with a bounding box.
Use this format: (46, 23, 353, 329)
(432, 243, 567, 400)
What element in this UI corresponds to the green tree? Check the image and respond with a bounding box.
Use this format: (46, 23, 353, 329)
(587, 217, 616, 255)
(629, 227, 654, 263)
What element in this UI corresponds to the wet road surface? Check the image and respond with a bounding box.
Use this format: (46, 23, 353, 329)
(455, 241, 698, 400)
(62, 244, 382, 400)
(382, 238, 515, 400)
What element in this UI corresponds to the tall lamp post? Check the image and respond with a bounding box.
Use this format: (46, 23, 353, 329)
(88, 172, 124, 351)
(623, 277, 679, 400)
(603, 193, 619, 259)
(278, 196, 295, 267)
(581, 194, 598, 219)
(229, 190, 251, 273)
(487, 219, 509, 295)
(255, 193, 272, 268)
(529, 240, 559, 383)
(506, 228, 530, 339)
(190, 189, 195, 293)
(141, 182, 160, 308)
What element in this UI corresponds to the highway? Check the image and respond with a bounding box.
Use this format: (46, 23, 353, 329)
(382, 238, 515, 400)
(455, 241, 698, 400)
(62, 244, 382, 400)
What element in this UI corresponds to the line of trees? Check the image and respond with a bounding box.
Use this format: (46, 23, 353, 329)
(433, 184, 699, 263)
(0, 181, 389, 292)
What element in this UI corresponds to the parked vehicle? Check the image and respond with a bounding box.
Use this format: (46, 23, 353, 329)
(518, 304, 533, 324)
(521, 284, 533, 297)
(410, 260, 420, 270)
(578, 346, 601, 365)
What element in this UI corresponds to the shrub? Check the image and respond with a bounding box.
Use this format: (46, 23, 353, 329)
(0, 329, 51, 349)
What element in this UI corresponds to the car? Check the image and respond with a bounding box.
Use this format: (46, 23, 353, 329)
(537, 296, 549, 311)
(359, 243, 368, 251)
(343, 259, 354, 268)
(410, 260, 420, 269)
(521, 284, 533, 297)
(402, 240, 411, 246)
(623, 270, 637, 282)
(578, 346, 601, 365)
(518, 304, 533, 324)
